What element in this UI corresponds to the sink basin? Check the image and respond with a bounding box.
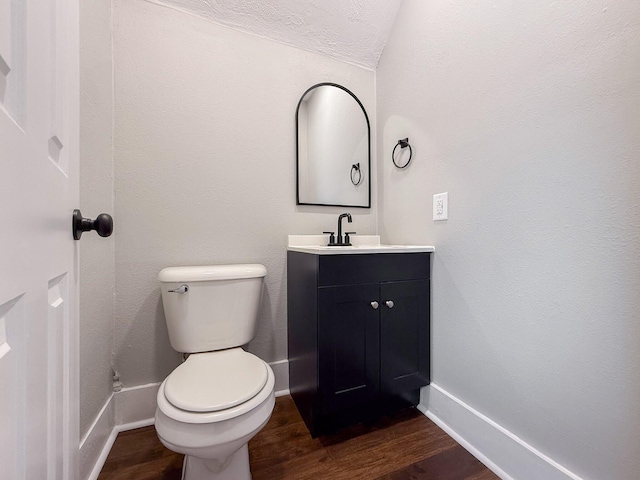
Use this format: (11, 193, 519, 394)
(287, 235, 434, 255)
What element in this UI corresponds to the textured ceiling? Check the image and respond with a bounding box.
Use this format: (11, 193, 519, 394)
(152, 0, 402, 69)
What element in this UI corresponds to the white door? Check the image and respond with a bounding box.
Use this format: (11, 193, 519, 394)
(0, 0, 79, 479)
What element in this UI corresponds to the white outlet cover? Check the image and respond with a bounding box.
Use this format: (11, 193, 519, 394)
(433, 192, 448, 221)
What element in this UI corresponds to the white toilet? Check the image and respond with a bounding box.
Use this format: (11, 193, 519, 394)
(155, 264, 275, 480)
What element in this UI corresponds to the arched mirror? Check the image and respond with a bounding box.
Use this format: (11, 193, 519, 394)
(296, 83, 371, 208)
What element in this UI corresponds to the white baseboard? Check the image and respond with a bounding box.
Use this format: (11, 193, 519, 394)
(269, 358, 290, 396)
(79, 382, 159, 480)
(115, 382, 161, 427)
(84, 427, 118, 480)
(80, 359, 290, 479)
(83, 370, 584, 480)
(420, 384, 583, 480)
(79, 394, 115, 480)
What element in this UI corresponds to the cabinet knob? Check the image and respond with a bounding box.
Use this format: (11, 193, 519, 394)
(385, 300, 394, 309)
(370, 301, 379, 310)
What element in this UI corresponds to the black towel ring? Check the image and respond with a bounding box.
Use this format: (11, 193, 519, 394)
(350, 163, 363, 186)
(392, 138, 412, 169)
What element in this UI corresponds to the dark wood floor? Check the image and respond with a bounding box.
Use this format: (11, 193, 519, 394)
(99, 395, 498, 480)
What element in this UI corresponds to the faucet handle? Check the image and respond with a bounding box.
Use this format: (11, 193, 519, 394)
(344, 231, 356, 245)
(323, 231, 336, 245)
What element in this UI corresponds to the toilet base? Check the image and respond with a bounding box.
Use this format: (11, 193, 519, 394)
(182, 444, 251, 480)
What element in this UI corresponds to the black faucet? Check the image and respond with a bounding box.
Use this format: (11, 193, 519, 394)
(324, 213, 356, 246)
(337, 213, 352, 245)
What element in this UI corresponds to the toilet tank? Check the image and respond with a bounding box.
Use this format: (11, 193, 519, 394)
(158, 264, 267, 353)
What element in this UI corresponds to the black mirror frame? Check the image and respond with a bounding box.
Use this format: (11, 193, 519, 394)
(295, 82, 371, 209)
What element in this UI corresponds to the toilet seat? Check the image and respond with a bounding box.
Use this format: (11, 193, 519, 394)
(164, 348, 268, 413)
(157, 351, 275, 425)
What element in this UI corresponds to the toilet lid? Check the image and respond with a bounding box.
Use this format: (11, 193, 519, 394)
(164, 349, 268, 413)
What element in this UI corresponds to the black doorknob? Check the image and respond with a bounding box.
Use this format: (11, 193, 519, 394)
(73, 209, 113, 240)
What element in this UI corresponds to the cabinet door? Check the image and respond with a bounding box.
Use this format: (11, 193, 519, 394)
(380, 280, 430, 395)
(318, 283, 380, 412)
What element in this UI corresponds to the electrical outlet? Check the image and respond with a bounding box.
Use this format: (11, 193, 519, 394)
(433, 192, 448, 221)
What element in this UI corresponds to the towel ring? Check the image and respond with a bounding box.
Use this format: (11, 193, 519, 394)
(350, 163, 363, 186)
(392, 138, 412, 169)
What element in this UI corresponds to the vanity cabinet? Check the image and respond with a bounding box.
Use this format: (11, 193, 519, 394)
(287, 251, 431, 436)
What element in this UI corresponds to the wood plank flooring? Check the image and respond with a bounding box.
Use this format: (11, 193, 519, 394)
(99, 395, 498, 480)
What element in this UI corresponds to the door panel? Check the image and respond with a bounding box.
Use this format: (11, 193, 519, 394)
(318, 283, 380, 411)
(380, 280, 430, 395)
(0, 295, 26, 480)
(0, 0, 79, 478)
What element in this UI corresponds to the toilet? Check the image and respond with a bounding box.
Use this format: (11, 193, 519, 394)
(155, 264, 275, 480)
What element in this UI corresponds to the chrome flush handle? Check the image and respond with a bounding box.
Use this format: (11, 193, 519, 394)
(168, 284, 189, 294)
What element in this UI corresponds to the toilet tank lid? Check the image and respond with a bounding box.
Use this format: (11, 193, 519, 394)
(158, 264, 267, 283)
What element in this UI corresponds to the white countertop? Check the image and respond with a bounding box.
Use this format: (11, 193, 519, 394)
(287, 235, 435, 255)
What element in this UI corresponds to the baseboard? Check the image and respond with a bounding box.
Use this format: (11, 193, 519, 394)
(80, 359, 290, 479)
(79, 394, 115, 480)
(269, 358, 290, 396)
(79, 382, 159, 480)
(115, 382, 161, 427)
(84, 427, 118, 480)
(419, 384, 583, 480)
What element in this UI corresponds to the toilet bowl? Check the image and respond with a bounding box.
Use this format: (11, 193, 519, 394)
(156, 264, 273, 479)
(155, 350, 275, 479)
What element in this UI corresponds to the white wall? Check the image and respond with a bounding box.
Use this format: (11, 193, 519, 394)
(111, 0, 377, 387)
(79, 0, 114, 441)
(377, 1, 640, 479)
(79, 0, 116, 477)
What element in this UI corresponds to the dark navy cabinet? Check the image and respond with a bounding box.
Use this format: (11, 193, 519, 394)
(287, 251, 431, 436)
